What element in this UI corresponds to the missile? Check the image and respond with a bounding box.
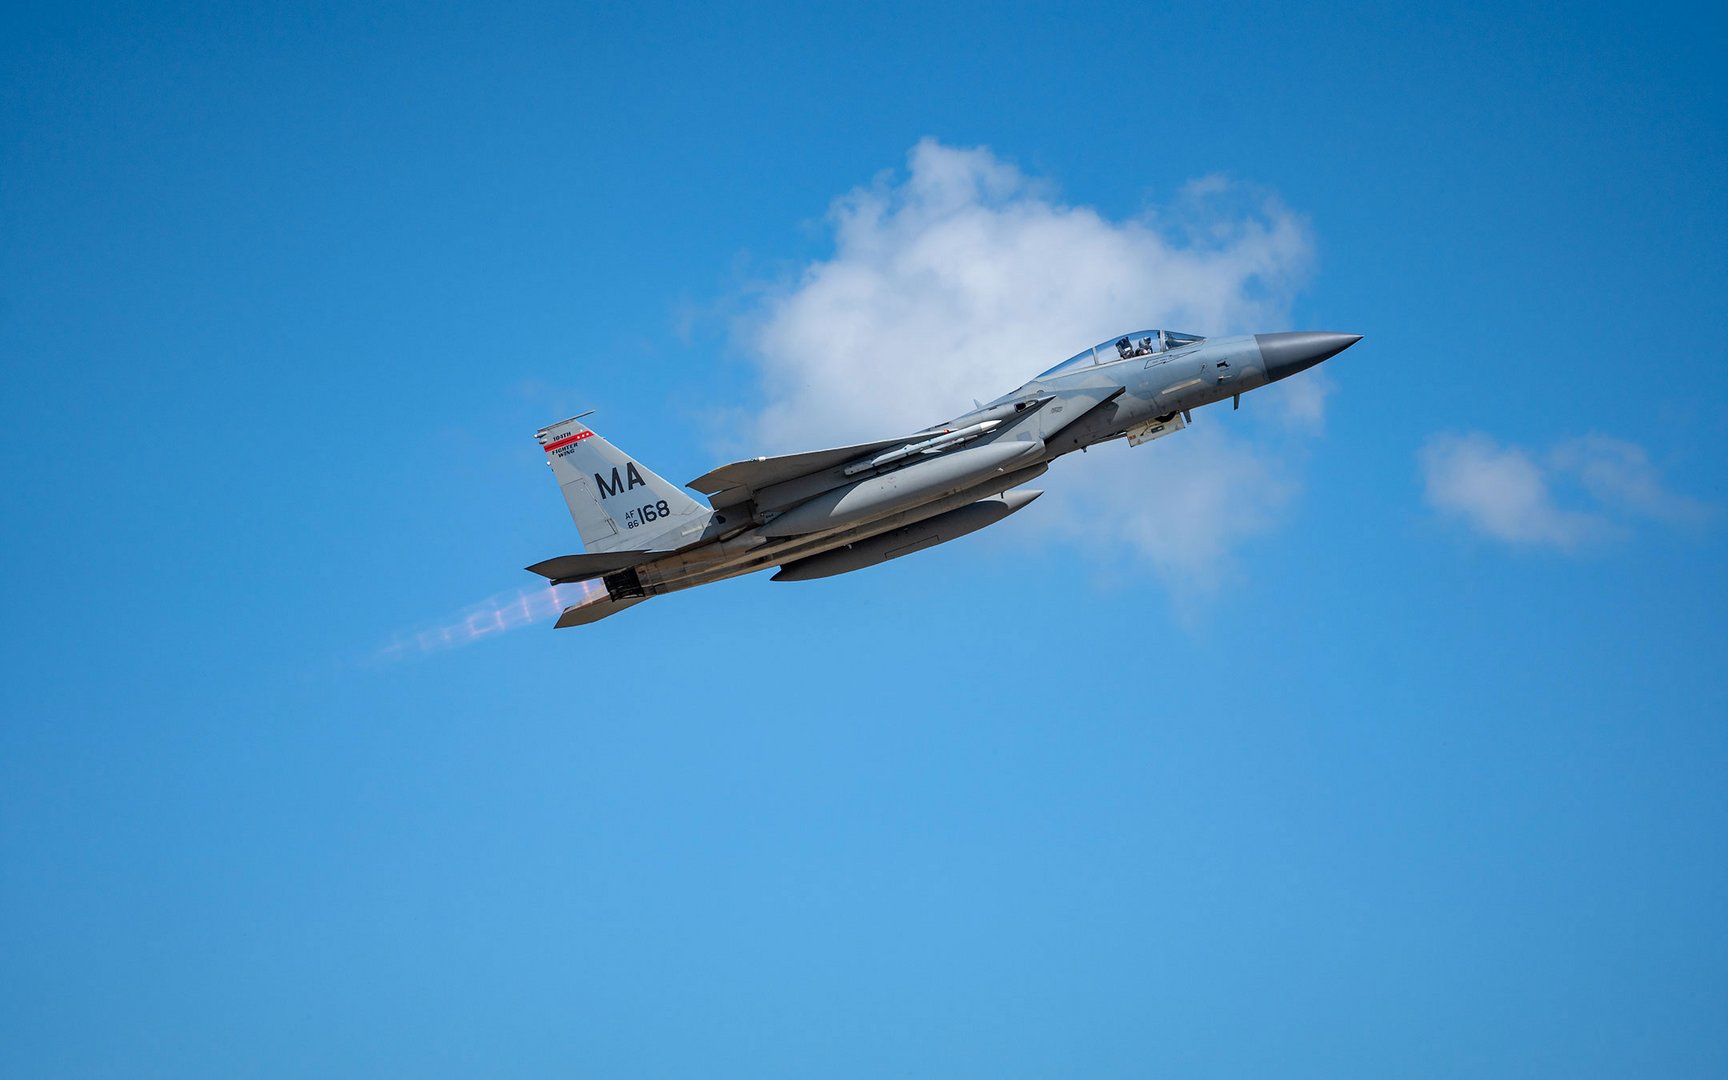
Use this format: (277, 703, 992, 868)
(761, 439, 1045, 538)
(771, 489, 1044, 581)
(843, 420, 1002, 476)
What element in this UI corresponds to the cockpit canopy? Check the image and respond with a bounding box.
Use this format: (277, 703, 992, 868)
(1035, 329, 1205, 380)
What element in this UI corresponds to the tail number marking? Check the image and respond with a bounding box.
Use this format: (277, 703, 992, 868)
(594, 462, 647, 499)
(624, 500, 671, 530)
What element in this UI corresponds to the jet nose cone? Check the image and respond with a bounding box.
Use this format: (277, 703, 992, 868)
(1255, 331, 1362, 382)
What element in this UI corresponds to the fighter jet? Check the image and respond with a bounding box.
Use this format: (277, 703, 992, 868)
(528, 328, 1359, 626)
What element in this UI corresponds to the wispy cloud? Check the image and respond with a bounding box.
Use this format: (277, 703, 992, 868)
(734, 138, 1322, 586)
(1420, 432, 1710, 550)
(1039, 426, 1300, 587)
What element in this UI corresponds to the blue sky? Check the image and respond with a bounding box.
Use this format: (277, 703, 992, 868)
(2, 2, 1724, 1075)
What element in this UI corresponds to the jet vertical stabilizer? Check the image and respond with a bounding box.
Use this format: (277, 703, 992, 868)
(536, 416, 711, 553)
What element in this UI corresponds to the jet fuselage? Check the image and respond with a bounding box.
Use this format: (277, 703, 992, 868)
(529, 330, 1359, 626)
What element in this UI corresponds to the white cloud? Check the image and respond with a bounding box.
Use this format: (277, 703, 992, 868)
(1039, 426, 1300, 587)
(1548, 434, 1712, 526)
(733, 138, 1322, 586)
(1420, 432, 1709, 550)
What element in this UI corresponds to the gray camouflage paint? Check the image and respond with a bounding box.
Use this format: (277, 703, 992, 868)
(530, 330, 1360, 627)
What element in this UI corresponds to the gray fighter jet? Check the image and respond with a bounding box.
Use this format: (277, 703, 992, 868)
(528, 329, 1359, 626)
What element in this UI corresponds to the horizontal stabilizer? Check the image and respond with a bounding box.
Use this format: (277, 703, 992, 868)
(555, 595, 649, 628)
(525, 550, 652, 584)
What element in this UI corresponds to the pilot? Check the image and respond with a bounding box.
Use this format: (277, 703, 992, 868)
(1139, 336, 1156, 355)
(1116, 337, 1133, 358)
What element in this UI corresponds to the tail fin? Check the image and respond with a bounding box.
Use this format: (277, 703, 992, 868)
(535, 415, 712, 553)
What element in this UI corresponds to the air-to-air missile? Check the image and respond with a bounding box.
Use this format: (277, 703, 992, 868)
(841, 419, 1002, 475)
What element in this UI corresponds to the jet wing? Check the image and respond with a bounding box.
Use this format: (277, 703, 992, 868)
(688, 436, 917, 510)
(525, 550, 655, 584)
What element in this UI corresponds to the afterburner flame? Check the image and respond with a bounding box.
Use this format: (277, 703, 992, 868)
(374, 580, 600, 661)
